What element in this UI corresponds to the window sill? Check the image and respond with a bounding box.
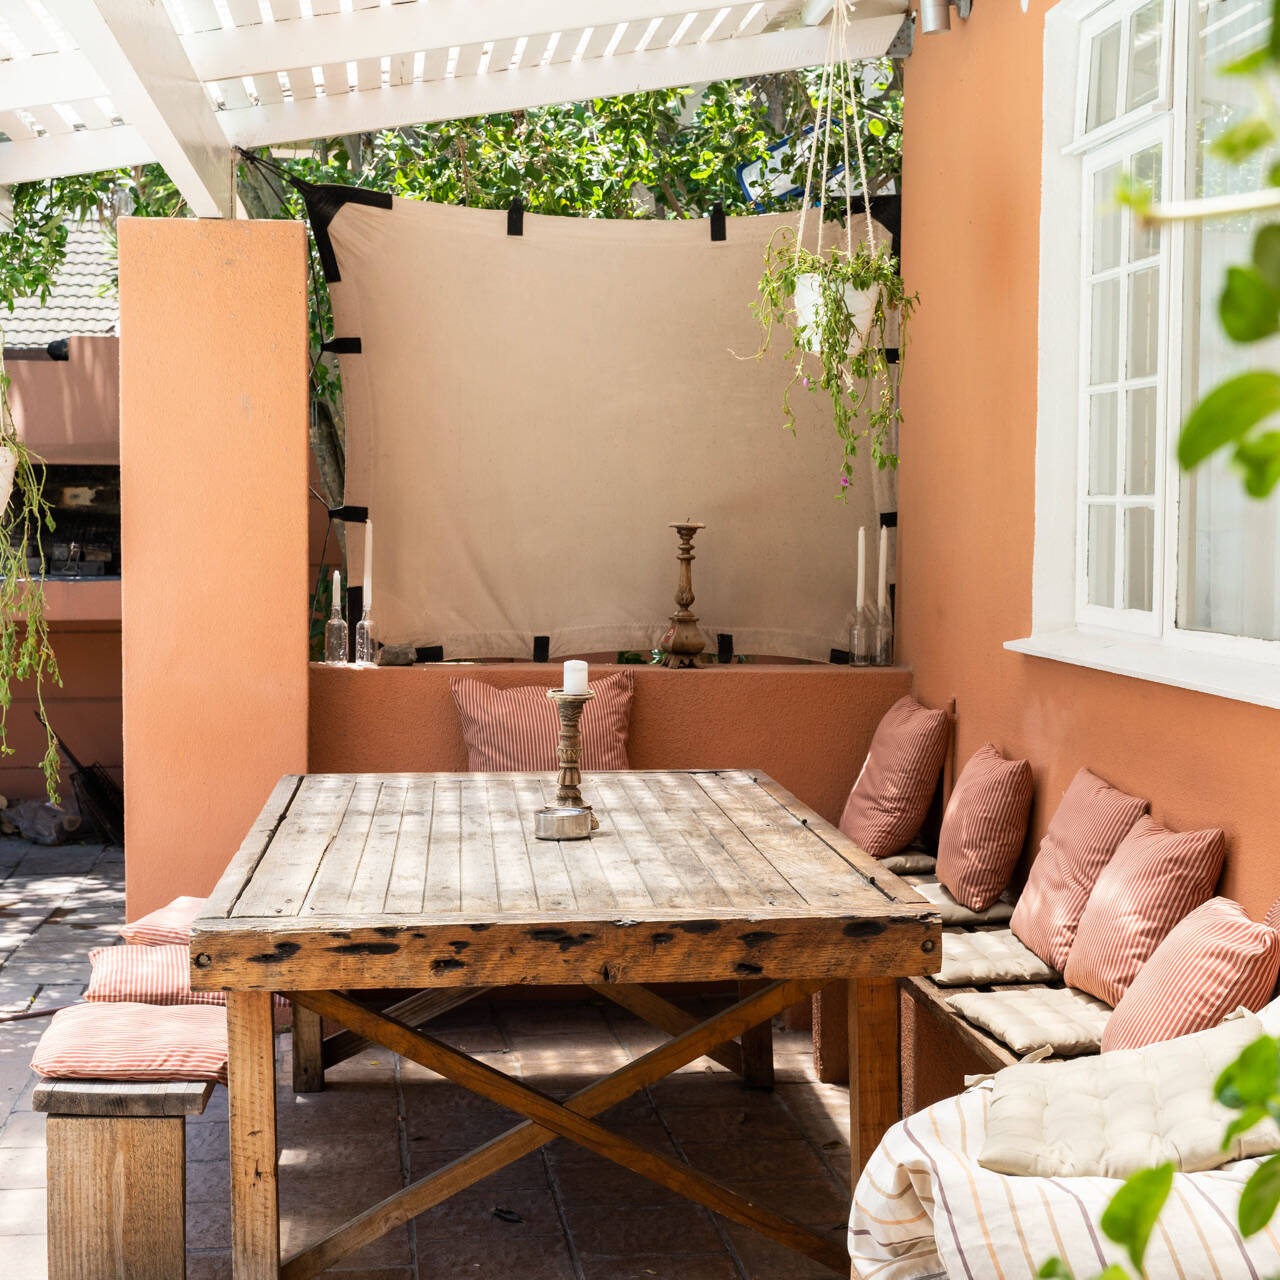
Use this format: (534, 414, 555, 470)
(1004, 629, 1280, 711)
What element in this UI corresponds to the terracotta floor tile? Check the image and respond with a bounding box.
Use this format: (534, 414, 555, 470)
(414, 1235, 578, 1279)
(722, 1224, 846, 1280)
(656, 1103, 802, 1145)
(577, 1252, 743, 1280)
(186, 1158, 230, 1203)
(725, 1178, 849, 1230)
(186, 1121, 230, 1162)
(187, 1198, 232, 1251)
(550, 1153, 685, 1207)
(680, 1138, 831, 1183)
(562, 1202, 723, 1256)
(407, 1145, 551, 1192)
(186, 1251, 232, 1280)
(411, 1182, 563, 1241)
(498, 1002, 611, 1039)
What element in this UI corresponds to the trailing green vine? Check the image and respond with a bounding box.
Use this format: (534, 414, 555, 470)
(0, 343, 62, 803)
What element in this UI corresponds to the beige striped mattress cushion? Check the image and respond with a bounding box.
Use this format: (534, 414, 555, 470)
(935, 928, 1059, 987)
(905, 875, 1015, 927)
(850, 1077, 1280, 1280)
(947, 985, 1111, 1056)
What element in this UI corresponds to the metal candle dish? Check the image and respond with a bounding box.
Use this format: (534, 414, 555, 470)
(534, 687, 601, 840)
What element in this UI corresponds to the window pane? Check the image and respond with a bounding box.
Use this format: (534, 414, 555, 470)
(1089, 393, 1119, 495)
(1178, 0, 1280, 643)
(1126, 0, 1163, 112)
(1091, 278, 1121, 384)
(1093, 163, 1122, 272)
(1125, 506, 1155, 611)
(1088, 505, 1117, 607)
(1086, 24, 1121, 132)
(1130, 145, 1163, 261)
(1126, 386, 1157, 495)
(1128, 266, 1159, 378)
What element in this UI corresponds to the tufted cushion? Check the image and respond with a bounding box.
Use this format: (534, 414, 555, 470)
(118, 895, 207, 946)
(1103, 897, 1280, 1052)
(936, 744, 1034, 911)
(32, 1002, 228, 1083)
(979, 1012, 1280, 1179)
(935, 929, 1058, 987)
(450, 671, 634, 771)
(881, 852, 937, 875)
(947, 986, 1111, 1057)
(904, 876, 1015, 927)
(1009, 769, 1147, 970)
(838, 696, 949, 859)
(86, 944, 226, 1006)
(1064, 815, 1225, 1006)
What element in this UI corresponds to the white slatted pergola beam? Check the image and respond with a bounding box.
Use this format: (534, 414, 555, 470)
(40, 0, 236, 217)
(221, 17, 903, 150)
(0, 51, 105, 114)
(0, 122, 152, 184)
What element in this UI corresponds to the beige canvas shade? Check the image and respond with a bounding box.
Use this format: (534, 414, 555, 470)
(327, 196, 896, 660)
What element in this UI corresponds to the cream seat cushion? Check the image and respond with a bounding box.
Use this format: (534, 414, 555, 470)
(979, 1012, 1280, 1178)
(906, 876, 1015, 927)
(882, 852, 936, 875)
(947, 986, 1110, 1057)
(936, 929, 1059, 987)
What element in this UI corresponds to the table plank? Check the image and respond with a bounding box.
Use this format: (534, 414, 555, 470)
(382, 778, 435, 913)
(484, 776, 539, 913)
(422, 777, 463, 913)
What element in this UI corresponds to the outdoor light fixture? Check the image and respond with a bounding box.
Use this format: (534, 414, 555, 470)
(920, 0, 972, 35)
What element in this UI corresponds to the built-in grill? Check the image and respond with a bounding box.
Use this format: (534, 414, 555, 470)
(13, 464, 121, 579)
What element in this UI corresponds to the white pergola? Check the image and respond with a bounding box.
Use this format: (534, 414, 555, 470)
(0, 0, 910, 218)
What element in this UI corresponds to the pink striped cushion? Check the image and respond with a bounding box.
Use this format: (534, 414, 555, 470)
(1102, 898, 1280, 1051)
(451, 671, 634, 771)
(32, 1002, 228, 1083)
(839, 696, 949, 859)
(1009, 768, 1148, 970)
(1064, 816, 1226, 1006)
(119, 895, 207, 945)
(1266, 898, 1280, 931)
(935, 744, 1033, 912)
(86, 944, 226, 1006)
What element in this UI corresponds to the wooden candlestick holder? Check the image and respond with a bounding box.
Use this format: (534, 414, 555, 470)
(659, 520, 709, 669)
(534, 688, 600, 840)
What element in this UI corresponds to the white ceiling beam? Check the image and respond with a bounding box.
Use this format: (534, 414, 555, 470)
(222, 17, 901, 149)
(184, 0, 798, 82)
(0, 50, 106, 113)
(0, 123, 153, 184)
(41, 0, 235, 217)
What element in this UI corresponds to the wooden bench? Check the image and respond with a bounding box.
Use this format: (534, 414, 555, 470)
(34, 1078, 215, 1280)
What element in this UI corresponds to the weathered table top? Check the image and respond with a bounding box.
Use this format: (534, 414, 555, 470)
(191, 770, 940, 991)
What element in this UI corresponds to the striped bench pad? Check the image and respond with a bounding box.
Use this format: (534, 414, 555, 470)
(32, 1002, 228, 1084)
(119, 895, 207, 946)
(87, 944, 226, 1006)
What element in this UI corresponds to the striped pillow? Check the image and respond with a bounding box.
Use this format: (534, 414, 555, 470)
(451, 671, 633, 771)
(32, 1002, 228, 1083)
(1009, 768, 1147, 970)
(1064, 816, 1225, 1006)
(86, 944, 226, 1007)
(935, 744, 1033, 911)
(1266, 898, 1280, 931)
(838, 696, 949, 859)
(119, 895, 207, 945)
(1102, 898, 1280, 1052)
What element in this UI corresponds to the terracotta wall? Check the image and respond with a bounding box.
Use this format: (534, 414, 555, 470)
(7, 337, 120, 464)
(310, 663, 912, 826)
(119, 218, 310, 917)
(897, 0, 1280, 1107)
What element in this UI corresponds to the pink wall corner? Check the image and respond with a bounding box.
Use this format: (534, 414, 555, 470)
(119, 218, 310, 918)
(7, 336, 120, 464)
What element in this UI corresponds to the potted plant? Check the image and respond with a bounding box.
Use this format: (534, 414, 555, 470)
(753, 1, 916, 493)
(0, 343, 62, 801)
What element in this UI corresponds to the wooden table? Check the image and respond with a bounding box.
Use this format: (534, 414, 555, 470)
(191, 769, 940, 1279)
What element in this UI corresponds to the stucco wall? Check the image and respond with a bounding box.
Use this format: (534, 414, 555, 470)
(897, 0, 1280, 1108)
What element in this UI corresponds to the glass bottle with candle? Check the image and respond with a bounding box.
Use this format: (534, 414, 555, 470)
(324, 570, 348, 664)
(874, 600, 894, 666)
(354, 607, 375, 665)
(851, 605, 876, 666)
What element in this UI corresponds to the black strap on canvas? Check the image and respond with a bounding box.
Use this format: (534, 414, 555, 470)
(291, 177, 393, 283)
(710, 202, 726, 242)
(507, 197, 525, 236)
(830, 648, 851, 665)
(321, 337, 362, 355)
(880, 511, 898, 528)
(345, 585, 363, 662)
(416, 646, 444, 663)
(329, 505, 369, 523)
(717, 633, 734, 663)
(533, 636, 550, 663)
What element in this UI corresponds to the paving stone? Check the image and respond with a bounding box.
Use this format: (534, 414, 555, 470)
(0, 1186, 45, 1234)
(411, 1182, 563, 1241)
(0, 1146, 45, 1190)
(0, 1112, 45, 1148)
(679, 1138, 833, 1183)
(414, 1235, 577, 1279)
(562, 1201, 723, 1256)
(577, 1253, 742, 1280)
(723, 1222, 845, 1280)
(0, 1233, 47, 1280)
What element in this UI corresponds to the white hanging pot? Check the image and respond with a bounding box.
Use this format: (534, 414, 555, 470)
(0, 444, 16, 512)
(792, 273, 880, 357)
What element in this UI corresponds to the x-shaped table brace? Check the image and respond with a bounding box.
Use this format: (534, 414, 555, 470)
(278, 979, 843, 1278)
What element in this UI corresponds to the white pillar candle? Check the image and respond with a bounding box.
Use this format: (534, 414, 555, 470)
(362, 520, 373, 610)
(856, 526, 866, 612)
(563, 660, 589, 695)
(332, 568, 341, 610)
(877, 526, 889, 612)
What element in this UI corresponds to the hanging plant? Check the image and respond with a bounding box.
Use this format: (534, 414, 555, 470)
(0, 341, 62, 802)
(753, 0, 917, 494)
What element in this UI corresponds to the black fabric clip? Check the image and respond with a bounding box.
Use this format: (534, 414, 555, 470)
(416, 646, 444, 663)
(508, 197, 525, 236)
(321, 337, 362, 355)
(328, 505, 369, 523)
(717, 633, 734, 663)
(830, 648, 851, 666)
(710, 202, 726, 242)
(533, 636, 550, 663)
(879, 511, 898, 528)
(345, 585, 363, 662)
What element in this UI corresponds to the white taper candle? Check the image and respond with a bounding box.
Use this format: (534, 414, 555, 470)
(362, 520, 373, 610)
(332, 568, 341, 611)
(563, 660, 589, 695)
(877, 526, 889, 612)
(856, 526, 866, 612)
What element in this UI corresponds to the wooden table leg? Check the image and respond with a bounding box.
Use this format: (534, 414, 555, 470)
(229, 990, 280, 1279)
(290, 1001, 325, 1093)
(848, 978, 900, 1178)
(813, 982, 850, 1084)
(737, 979, 774, 1088)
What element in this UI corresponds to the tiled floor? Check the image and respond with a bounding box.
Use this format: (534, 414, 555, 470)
(0, 839, 854, 1279)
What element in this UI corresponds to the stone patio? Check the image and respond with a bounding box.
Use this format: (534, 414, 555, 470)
(0, 838, 854, 1279)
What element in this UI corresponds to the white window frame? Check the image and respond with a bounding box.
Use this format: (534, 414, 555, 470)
(1007, 0, 1280, 710)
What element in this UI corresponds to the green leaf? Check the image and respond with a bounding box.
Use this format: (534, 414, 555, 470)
(1222, 46, 1270, 75)
(1216, 1036, 1280, 1110)
(1180, 372, 1280, 468)
(1100, 1162, 1174, 1272)
(1234, 431, 1280, 497)
(1210, 117, 1277, 164)
(1037, 1261, 1073, 1279)
(1224, 1104, 1269, 1149)
(1256, 225, 1280, 292)
(1241, 1153, 1280, 1236)
(1220, 266, 1280, 342)
(1271, 0, 1280, 63)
